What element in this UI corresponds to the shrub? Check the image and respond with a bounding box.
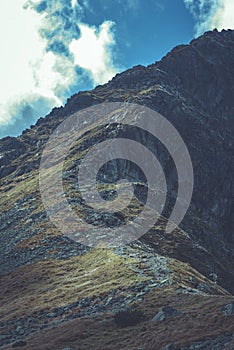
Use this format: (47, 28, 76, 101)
(114, 309, 145, 327)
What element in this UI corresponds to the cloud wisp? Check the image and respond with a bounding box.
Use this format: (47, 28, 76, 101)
(69, 21, 116, 85)
(0, 0, 118, 138)
(211, 0, 234, 30)
(184, 0, 234, 36)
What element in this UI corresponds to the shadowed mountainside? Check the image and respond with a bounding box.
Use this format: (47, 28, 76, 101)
(0, 29, 234, 349)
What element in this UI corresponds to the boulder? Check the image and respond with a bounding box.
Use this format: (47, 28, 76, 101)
(152, 306, 181, 322)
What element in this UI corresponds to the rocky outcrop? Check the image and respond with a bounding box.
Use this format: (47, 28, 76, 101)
(151, 306, 182, 322)
(1, 30, 233, 287)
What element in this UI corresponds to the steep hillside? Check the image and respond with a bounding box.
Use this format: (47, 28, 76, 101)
(0, 29, 233, 349)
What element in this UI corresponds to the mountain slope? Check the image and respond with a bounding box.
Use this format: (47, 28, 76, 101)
(0, 29, 234, 349)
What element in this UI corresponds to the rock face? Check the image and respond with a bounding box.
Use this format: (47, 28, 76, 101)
(152, 306, 182, 322)
(107, 31, 234, 283)
(1, 29, 233, 290)
(223, 301, 234, 315)
(0, 29, 234, 349)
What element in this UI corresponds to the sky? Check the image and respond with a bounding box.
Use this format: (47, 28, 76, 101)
(0, 0, 234, 138)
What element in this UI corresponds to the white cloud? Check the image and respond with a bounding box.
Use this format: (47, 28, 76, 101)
(69, 21, 117, 85)
(0, 0, 69, 130)
(0, 0, 118, 137)
(211, 0, 234, 30)
(71, 0, 77, 8)
(184, 0, 234, 36)
(0, 1, 48, 124)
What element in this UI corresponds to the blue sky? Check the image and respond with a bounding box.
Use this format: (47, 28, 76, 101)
(0, 0, 233, 138)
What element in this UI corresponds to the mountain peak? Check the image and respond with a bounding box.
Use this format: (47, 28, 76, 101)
(0, 29, 234, 349)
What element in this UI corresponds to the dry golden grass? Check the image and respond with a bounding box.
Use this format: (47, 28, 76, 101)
(1, 100, 233, 349)
(1, 288, 234, 350)
(0, 249, 148, 321)
(0, 173, 39, 209)
(169, 258, 229, 295)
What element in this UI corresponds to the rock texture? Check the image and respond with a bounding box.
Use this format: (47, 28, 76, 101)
(0, 29, 234, 349)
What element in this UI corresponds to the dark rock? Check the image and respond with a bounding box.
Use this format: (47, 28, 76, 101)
(0, 137, 27, 178)
(180, 333, 234, 349)
(163, 345, 177, 350)
(223, 302, 234, 315)
(0, 165, 17, 178)
(152, 306, 182, 322)
(12, 340, 27, 348)
(0, 136, 26, 153)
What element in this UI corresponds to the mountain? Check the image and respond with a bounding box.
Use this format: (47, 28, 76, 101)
(0, 29, 233, 349)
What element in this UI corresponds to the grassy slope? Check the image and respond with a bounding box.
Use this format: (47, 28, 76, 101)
(1, 288, 234, 350)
